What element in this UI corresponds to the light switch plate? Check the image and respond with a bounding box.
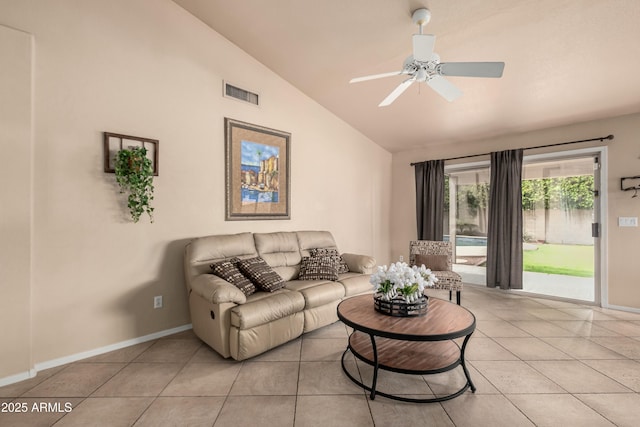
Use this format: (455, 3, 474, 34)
(618, 217, 638, 227)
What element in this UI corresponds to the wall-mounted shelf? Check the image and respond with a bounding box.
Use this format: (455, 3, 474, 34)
(103, 132, 159, 176)
(621, 175, 640, 191)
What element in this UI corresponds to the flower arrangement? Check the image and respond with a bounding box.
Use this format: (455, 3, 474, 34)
(370, 261, 438, 303)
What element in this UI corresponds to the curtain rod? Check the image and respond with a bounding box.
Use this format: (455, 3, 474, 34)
(409, 134, 614, 166)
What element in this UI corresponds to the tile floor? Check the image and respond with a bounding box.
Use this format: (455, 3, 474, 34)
(2, 285, 640, 426)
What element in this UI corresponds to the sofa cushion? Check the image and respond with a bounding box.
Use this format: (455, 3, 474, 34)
(237, 256, 285, 292)
(285, 280, 345, 308)
(309, 248, 349, 274)
(210, 258, 256, 296)
(415, 254, 449, 271)
(231, 290, 305, 329)
(298, 255, 339, 281)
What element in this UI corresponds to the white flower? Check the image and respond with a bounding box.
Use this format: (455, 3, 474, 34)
(369, 261, 437, 296)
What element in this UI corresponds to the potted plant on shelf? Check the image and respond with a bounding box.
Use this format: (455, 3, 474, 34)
(114, 146, 154, 223)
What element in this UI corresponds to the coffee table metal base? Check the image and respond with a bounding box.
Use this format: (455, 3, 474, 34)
(341, 331, 476, 402)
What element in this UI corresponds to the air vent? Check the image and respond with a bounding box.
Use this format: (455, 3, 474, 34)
(223, 81, 259, 106)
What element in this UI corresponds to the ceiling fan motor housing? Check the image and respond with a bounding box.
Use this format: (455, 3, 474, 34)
(403, 55, 440, 80)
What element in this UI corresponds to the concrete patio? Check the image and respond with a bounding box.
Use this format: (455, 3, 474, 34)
(454, 264, 595, 302)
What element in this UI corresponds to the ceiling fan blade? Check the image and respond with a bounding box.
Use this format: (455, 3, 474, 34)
(427, 75, 462, 102)
(438, 62, 505, 78)
(413, 34, 435, 62)
(350, 71, 402, 83)
(379, 78, 415, 107)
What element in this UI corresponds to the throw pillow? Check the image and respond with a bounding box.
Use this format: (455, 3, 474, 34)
(236, 257, 285, 292)
(210, 258, 256, 296)
(415, 254, 449, 271)
(309, 248, 349, 274)
(298, 255, 339, 281)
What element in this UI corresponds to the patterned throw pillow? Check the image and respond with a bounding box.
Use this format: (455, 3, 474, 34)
(415, 254, 449, 271)
(236, 257, 285, 292)
(210, 258, 256, 296)
(309, 248, 349, 274)
(298, 256, 339, 281)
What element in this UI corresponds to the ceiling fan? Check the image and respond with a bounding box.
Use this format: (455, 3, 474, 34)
(350, 8, 505, 106)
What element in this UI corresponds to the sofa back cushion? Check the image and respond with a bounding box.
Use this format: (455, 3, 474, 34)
(296, 231, 339, 257)
(184, 232, 258, 290)
(254, 232, 302, 281)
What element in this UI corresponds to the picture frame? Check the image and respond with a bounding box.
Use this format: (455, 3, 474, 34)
(225, 118, 291, 220)
(103, 132, 159, 176)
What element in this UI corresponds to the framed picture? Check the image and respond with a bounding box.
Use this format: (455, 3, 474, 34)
(225, 118, 291, 220)
(103, 132, 159, 175)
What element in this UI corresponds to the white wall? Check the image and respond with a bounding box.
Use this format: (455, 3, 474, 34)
(392, 113, 640, 309)
(0, 0, 392, 380)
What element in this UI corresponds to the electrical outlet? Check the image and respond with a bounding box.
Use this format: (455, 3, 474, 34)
(618, 217, 638, 227)
(153, 295, 163, 309)
(399, 255, 404, 262)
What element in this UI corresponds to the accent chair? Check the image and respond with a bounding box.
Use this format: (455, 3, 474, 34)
(409, 240, 463, 304)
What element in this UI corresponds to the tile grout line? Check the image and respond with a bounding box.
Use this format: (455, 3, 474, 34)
(129, 343, 200, 426)
(292, 332, 304, 427)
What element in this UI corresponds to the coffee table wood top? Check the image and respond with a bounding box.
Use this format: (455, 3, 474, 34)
(337, 294, 475, 341)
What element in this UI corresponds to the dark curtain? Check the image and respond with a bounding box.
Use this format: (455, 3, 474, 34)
(486, 149, 523, 290)
(414, 160, 445, 241)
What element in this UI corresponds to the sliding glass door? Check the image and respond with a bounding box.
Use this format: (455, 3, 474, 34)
(444, 166, 490, 285)
(444, 150, 602, 303)
(521, 155, 598, 302)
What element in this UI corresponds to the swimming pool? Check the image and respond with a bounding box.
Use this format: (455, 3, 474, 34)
(444, 235, 487, 247)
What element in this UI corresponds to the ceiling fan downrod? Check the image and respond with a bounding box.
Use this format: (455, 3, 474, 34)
(412, 8, 431, 34)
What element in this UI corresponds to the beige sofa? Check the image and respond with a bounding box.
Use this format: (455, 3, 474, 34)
(183, 230, 376, 360)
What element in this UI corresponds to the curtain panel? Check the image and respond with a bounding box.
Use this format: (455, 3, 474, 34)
(414, 160, 445, 241)
(487, 149, 524, 290)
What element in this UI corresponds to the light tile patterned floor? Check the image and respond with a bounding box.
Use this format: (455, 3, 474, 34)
(2, 285, 640, 426)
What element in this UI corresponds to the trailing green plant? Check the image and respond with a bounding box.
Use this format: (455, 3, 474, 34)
(114, 147, 154, 223)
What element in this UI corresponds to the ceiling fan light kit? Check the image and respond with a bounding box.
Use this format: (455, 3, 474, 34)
(350, 8, 505, 106)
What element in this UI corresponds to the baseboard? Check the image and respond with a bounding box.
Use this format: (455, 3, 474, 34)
(602, 303, 640, 314)
(0, 324, 192, 387)
(0, 368, 37, 388)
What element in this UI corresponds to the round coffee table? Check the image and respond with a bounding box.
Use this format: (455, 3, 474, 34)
(337, 294, 476, 402)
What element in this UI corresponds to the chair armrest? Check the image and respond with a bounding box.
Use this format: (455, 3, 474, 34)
(342, 253, 376, 274)
(190, 274, 247, 305)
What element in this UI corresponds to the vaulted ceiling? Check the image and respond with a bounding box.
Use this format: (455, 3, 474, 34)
(173, 0, 640, 152)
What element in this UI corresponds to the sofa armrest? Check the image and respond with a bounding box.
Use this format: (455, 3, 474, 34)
(342, 253, 376, 274)
(190, 274, 247, 305)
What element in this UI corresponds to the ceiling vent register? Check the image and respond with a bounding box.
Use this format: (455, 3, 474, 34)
(224, 82, 259, 106)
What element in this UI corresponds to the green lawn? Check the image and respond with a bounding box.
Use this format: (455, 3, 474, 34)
(523, 244, 594, 277)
